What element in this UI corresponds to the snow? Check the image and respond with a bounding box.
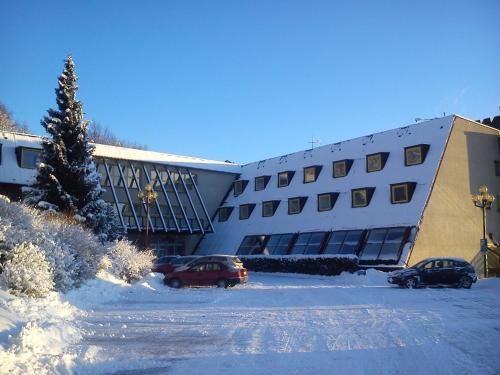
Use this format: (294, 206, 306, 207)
(198, 116, 455, 256)
(2, 270, 499, 374)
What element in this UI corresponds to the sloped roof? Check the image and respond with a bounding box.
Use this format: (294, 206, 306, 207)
(0, 132, 240, 187)
(198, 116, 456, 254)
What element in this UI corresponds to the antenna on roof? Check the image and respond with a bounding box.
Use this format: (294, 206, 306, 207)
(309, 136, 320, 150)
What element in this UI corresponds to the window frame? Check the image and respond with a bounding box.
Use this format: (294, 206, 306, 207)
(255, 175, 271, 191)
(278, 171, 295, 188)
(262, 200, 280, 217)
(289, 231, 328, 255)
(317, 192, 339, 212)
(236, 235, 268, 255)
(218, 206, 234, 222)
(239, 204, 255, 220)
(288, 196, 307, 215)
(15, 146, 42, 169)
(404, 144, 430, 166)
(263, 233, 297, 255)
(390, 182, 417, 204)
(303, 165, 322, 184)
(366, 152, 389, 173)
(332, 159, 353, 178)
(322, 230, 366, 255)
(358, 226, 410, 263)
(233, 180, 249, 196)
(351, 187, 375, 208)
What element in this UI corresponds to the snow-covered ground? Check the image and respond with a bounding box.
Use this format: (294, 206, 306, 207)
(2, 271, 500, 374)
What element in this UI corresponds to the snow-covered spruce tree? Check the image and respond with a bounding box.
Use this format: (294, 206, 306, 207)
(24, 56, 124, 241)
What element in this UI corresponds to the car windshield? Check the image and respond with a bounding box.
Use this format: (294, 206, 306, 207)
(412, 260, 431, 269)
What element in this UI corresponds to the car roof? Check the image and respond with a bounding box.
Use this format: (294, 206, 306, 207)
(422, 257, 468, 262)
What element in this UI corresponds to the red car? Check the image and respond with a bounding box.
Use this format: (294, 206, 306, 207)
(153, 256, 199, 275)
(164, 260, 248, 288)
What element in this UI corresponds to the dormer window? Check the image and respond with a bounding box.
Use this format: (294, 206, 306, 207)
(218, 207, 234, 222)
(333, 159, 353, 178)
(255, 176, 271, 191)
(239, 204, 255, 220)
(262, 200, 280, 217)
(278, 171, 295, 188)
(404, 144, 430, 166)
(366, 152, 389, 173)
(288, 196, 307, 215)
(317, 192, 339, 211)
(303, 165, 322, 183)
(352, 187, 375, 208)
(233, 180, 248, 196)
(390, 182, 417, 204)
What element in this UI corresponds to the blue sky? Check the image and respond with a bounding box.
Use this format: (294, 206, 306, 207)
(1, 0, 499, 163)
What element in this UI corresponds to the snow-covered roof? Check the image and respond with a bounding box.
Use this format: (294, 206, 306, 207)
(0, 131, 240, 186)
(198, 116, 456, 254)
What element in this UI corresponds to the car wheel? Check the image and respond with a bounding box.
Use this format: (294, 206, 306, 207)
(458, 276, 472, 289)
(169, 279, 182, 288)
(217, 279, 228, 288)
(404, 277, 418, 289)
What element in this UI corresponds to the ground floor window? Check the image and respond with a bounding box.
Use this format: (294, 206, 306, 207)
(289, 232, 327, 254)
(359, 227, 409, 262)
(322, 230, 365, 255)
(236, 235, 268, 255)
(264, 234, 295, 255)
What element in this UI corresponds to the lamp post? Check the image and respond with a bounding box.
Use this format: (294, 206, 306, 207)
(471, 185, 495, 278)
(138, 183, 158, 250)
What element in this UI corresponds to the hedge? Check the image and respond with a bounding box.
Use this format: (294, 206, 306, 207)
(239, 255, 358, 276)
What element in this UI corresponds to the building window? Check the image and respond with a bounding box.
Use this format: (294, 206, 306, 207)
(317, 192, 339, 212)
(263, 233, 296, 255)
(262, 200, 280, 217)
(405, 144, 430, 166)
(233, 180, 249, 196)
(255, 176, 271, 191)
(278, 171, 295, 187)
(16, 147, 41, 169)
(236, 235, 268, 255)
(333, 159, 353, 178)
(288, 197, 307, 214)
(390, 182, 417, 204)
(218, 207, 234, 222)
(495, 161, 500, 176)
(303, 165, 322, 183)
(239, 204, 255, 220)
(366, 152, 389, 173)
(323, 230, 365, 255)
(352, 188, 375, 208)
(289, 232, 327, 255)
(359, 227, 409, 262)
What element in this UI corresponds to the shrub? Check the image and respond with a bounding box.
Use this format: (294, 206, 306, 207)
(0, 195, 106, 292)
(0, 242, 54, 297)
(240, 255, 358, 276)
(103, 241, 154, 282)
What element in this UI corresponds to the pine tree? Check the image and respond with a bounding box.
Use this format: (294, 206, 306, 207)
(24, 56, 124, 241)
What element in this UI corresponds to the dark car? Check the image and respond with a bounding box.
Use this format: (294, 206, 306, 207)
(388, 258, 477, 289)
(151, 255, 179, 273)
(153, 256, 200, 275)
(164, 260, 248, 288)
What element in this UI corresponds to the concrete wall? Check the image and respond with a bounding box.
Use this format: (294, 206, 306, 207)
(409, 117, 500, 274)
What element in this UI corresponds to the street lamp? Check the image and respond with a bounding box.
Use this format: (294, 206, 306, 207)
(138, 183, 158, 249)
(471, 185, 495, 278)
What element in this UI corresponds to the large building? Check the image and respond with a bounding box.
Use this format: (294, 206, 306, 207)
(0, 132, 240, 255)
(197, 116, 500, 274)
(0, 115, 499, 272)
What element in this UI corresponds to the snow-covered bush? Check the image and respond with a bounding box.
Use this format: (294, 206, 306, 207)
(0, 242, 54, 297)
(103, 241, 153, 282)
(0, 195, 106, 293)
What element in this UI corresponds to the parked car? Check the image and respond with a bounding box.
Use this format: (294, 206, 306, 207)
(387, 257, 477, 289)
(151, 255, 179, 272)
(153, 256, 200, 275)
(164, 259, 248, 288)
(175, 255, 244, 271)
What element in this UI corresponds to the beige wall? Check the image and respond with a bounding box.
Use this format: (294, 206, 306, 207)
(409, 117, 500, 273)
